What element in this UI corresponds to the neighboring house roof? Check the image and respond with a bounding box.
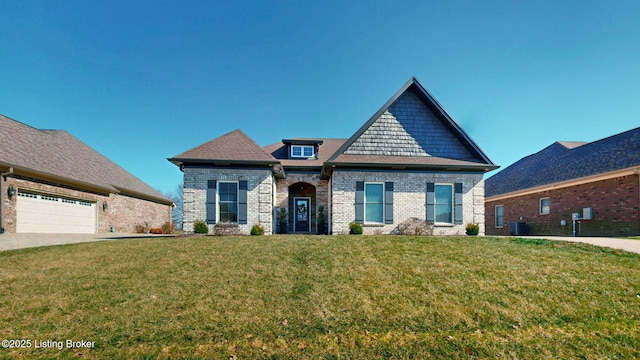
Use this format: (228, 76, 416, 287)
(264, 138, 347, 167)
(328, 77, 497, 171)
(168, 129, 276, 166)
(485, 126, 640, 197)
(0, 114, 172, 204)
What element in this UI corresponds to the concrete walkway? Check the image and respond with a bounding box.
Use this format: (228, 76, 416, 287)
(0, 233, 175, 252)
(509, 235, 640, 255)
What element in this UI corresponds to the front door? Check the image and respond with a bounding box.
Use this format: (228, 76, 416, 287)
(294, 197, 311, 232)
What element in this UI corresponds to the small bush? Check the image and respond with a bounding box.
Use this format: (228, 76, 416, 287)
(149, 228, 163, 234)
(134, 222, 150, 234)
(214, 222, 240, 236)
(349, 221, 363, 235)
(193, 220, 209, 234)
(250, 224, 264, 236)
(466, 223, 480, 236)
(396, 217, 433, 236)
(161, 221, 174, 234)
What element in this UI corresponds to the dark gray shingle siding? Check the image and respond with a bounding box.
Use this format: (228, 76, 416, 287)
(344, 90, 474, 160)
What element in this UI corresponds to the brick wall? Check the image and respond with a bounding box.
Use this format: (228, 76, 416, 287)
(485, 174, 640, 236)
(330, 170, 485, 235)
(1, 176, 171, 233)
(183, 167, 274, 235)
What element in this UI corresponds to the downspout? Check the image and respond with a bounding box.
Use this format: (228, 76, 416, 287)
(0, 167, 14, 234)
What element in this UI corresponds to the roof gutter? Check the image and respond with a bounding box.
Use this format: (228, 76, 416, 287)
(0, 162, 115, 195)
(325, 161, 498, 172)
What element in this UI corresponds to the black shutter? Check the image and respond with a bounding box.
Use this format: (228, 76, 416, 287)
(454, 183, 463, 225)
(384, 182, 394, 224)
(355, 181, 364, 223)
(206, 180, 217, 224)
(426, 182, 435, 223)
(238, 180, 248, 224)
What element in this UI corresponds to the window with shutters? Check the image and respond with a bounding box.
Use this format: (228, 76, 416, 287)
(364, 183, 384, 224)
(435, 184, 453, 224)
(218, 182, 238, 223)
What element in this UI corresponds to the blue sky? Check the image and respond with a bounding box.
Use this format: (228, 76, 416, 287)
(2, 1, 639, 194)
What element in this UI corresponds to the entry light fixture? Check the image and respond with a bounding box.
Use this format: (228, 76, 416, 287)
(7, 185, 16, 199)
(103, 201, 108, 211)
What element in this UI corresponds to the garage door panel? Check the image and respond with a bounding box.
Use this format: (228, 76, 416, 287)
(17, 192, 96, 234)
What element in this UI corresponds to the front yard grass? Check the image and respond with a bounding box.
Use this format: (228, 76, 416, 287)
(1, 235, 639, 359)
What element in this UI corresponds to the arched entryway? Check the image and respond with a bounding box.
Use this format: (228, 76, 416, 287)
(288, 182, 316, 233)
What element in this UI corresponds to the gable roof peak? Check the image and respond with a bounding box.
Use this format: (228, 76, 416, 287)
(328, 77, 497, 170)
(168, 128, 276, 165)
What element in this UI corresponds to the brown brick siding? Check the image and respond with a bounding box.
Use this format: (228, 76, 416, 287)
(486, 174, 640, 236)
(2, 176, 171, 233)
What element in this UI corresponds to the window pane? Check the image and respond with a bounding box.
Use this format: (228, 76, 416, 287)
(292, 146, 302, 157)
(366, 204, 383, 223)
(496, 206, 504, 227)
(435, 185, 453, 223)
(303, 147, 313, 157)
(365, 183, 383, 223)
(540, 198, 550, 214)
(365, 184, 383, 203)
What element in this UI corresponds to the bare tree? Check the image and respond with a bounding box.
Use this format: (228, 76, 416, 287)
(164, 184, 183, 230)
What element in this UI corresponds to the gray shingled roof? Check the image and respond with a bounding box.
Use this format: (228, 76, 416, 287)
(0, 114, 171, 204)
(485, 127, 640, 197)
(168, 129, 276, 165)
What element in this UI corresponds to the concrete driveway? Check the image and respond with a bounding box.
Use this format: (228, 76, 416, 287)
(0, 233, 175, 252)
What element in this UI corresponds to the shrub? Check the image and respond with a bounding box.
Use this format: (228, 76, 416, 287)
(161, 221, 174, 234)
(214, 222, 240, 236)
(193, 220, 209, 234)
(395, 217, 433, 236)
(250, 224, 264, 236)
(134, 222, 150, 234)
(466, 223, 480, 236)
(349, 221, 363, 235)
(149, 228, 163, 234)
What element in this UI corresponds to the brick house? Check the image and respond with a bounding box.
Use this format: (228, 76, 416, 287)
(485, 127, 640, 237)
(0, 114, 173, 234)
(169, 78, 498, 235)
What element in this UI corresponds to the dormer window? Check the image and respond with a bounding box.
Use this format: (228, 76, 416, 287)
(291, 145, 314, 158)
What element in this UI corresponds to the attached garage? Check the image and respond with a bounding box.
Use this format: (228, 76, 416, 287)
(16, 191, 97, 234)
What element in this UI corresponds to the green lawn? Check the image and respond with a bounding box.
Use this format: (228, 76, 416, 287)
(1, 235, 639, 359)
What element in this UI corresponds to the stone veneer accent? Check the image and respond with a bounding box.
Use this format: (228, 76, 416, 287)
(183, 167, 274, 235)
(330, 170, 485, 235)
(2, 176, 171, 233)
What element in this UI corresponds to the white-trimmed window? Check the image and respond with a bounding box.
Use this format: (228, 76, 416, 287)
(495, 205, 504, 228)
(218, 181, 238, 223)
(291, 145, 314, 158)
(435, 184, 454, 224)
(539, 197, 550, 215)
(364, 183, 384, 223)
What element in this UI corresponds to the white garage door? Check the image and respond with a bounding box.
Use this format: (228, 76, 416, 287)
(16, 191, 97, 234)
